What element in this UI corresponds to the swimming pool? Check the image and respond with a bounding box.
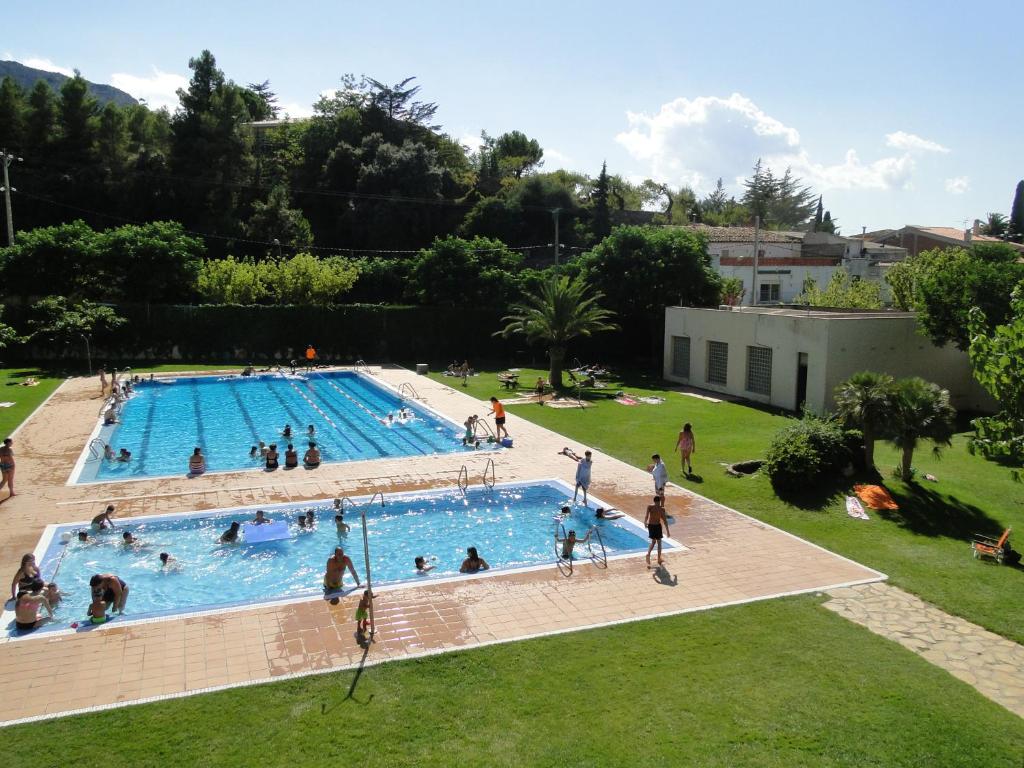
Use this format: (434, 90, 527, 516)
(72, 371, 476, 483)
(7, 480, 675, 636)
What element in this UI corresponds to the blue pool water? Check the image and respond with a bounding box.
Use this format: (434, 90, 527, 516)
(76, 371, 474, 483)
(14, 481, 669, 634)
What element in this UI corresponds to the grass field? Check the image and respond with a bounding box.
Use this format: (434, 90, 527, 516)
(0, 368, 63, 439)
(3, 596, 1022, 767)
(431, 367, 1024, 644)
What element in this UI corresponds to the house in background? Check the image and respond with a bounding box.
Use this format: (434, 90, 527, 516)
(663, 305, 994, 414)
(860, 223, 1024, 257)
(685, 225, 907, 305)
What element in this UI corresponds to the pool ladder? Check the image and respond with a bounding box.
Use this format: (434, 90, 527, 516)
(397, 382, 422, 401)
(456, 459, 496, 494)
(554, 523, 608, 577)
(87, 437, 107, 462)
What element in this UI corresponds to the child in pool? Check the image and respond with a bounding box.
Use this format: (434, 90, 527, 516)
(87, 591, 109, 624)
(414, 556, 435, 574)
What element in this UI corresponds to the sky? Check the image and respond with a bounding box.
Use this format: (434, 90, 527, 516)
(5, 0, 1023, 231)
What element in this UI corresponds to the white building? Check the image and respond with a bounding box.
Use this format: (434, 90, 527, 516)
(663, 305, 994, 414)
(686, 225, 907, 306)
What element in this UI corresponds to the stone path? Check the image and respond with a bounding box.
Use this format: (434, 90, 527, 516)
(825, 582, 1024, 718)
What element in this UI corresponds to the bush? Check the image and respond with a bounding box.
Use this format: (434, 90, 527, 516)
(765, 417, 852, 492)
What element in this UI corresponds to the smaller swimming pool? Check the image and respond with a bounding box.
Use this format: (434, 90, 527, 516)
(5, 480, 680, 638)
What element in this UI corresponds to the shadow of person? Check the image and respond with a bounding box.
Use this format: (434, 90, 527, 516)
(652, 565, 678, 586)
(685, 473, 704, 483)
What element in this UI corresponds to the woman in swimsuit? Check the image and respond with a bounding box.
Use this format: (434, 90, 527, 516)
(188, 447, 206, 475)
(15, 588, 52, 632)
(284, 444, 299, 468)
(10, 553, 40, 600)
(265, 444, 279, 470)
(303, 442, 321, 467)
(674, 423, 696, 475)
(459, 547, 490, 573)
(0, 437, 16, 497)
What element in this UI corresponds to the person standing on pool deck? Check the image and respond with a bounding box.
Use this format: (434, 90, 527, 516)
(305, 345, 317, 370)
(644, 496, 670, 567)
(647, 454, 669, 498)
(325, 547, 360, 591)
(489, 397, 509, 441)
(561, 448, 593, 505)
(674, 423, 696, 475)
(99, 366, 108, 396)
(0, 437, 16, 498)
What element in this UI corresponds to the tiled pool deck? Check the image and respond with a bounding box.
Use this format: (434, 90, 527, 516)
(0, 367, 883, 724)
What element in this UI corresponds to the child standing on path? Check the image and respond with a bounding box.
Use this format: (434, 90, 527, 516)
(675, 423, 696, 475)
(356, 589, 373, 635)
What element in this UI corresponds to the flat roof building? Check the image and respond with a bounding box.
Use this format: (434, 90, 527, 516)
(663, 305, 995, 414)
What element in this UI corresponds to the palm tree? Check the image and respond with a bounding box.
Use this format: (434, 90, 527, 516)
(980, 212, 1008, 238)
(888, 377, 957, 481)
(834, 371, 896, 470)
(497, 275, 617, 389)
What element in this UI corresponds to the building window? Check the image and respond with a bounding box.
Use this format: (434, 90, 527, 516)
(671, 336, 690, 379)
(746, 346, 772, 395)
(758, 283, 780, 302)
(721, 248, 730, 258)
(758, 249, 765, 258)
(707, 341, 728, 386)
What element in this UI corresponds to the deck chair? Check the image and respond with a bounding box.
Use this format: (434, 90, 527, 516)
(971, 528, 1011, 564)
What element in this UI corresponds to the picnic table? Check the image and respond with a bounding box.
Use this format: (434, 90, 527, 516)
(497, 373, 520, 390)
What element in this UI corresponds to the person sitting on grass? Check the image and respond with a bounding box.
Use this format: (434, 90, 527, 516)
(304, 442, 321, 468)
(459, 547, 490, 573)
(188, 447, 206, 475)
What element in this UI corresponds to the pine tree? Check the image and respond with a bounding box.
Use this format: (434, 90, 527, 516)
(703, 177, 729, 214)
(813, 196, 823, 231)
(821, 210, 836, 234)
(0, 77, 25, 151)
(25, 81, 57, 153)
(592, 161, 611, 240)
(1010, 180, 1024, 243)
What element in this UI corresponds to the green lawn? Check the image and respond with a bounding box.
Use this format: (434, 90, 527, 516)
(432, 367, 1024, 644)
(3, 596, 1022, 767)
(0, 368, 64, 439)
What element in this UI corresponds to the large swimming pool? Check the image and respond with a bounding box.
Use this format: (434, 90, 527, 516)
(72, 371, 475, 483)
(7, 480, 675, 636)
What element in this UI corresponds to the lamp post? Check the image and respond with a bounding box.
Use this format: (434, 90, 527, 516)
(272, 238, 283, 259)
(81, 334, 92, 376)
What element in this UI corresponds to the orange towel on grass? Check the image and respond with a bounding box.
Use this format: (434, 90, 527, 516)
(854, 484, 899, 510)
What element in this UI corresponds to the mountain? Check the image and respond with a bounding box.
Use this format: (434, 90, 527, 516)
(0, 60, 138, 107)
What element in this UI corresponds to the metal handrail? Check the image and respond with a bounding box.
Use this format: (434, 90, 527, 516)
(473, 419, 495, 439)
(587, 525, 608, 569)
(366, 491, 386, 508)
(397, 382, 420, 400)
(87, 437, 107, 461)
(336, 496, 358, 512)
(482, 458, 496, 490)
(457, 465, 469, 493)
(360, 508, 375, 639)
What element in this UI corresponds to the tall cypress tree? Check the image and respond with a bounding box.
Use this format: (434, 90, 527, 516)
(1009, 180, 1024, 243)
(592, 161, 611, 241)
(0, 77, 25, 151)
(813, 195, 823, 231)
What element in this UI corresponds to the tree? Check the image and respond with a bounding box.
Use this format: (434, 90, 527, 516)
(196, 257, 272, 304)
(820, 210, 837, 234)
(57, 71, 99, 161)
(95, 102, 130, 173)
(591, 162, 611, 241)
(28, 296, 127, 351)
(493, 130, 544, 179)
(885, 257, 917, 311)
(797, 270, 883, 309)
(813, 196, 823, 231)
(25, 80, 57, 153)
(887, 377, 956, 481)
(97, 221, 205, 303)
(497, 275, 617, 389)
(1010, 180, 1024, 243)
(966, 288, 1024, 465)
(243, 80, 279, 120)
(0, 77, 25, 150)
(719, 277, 745, 306)
(742, 160, 817, 228)
(834, 371, 896, 470)
(408, 236, 523, 305)
(274, 253, 359, 305)
(913, 245, 1024, 349)
(244, 185, 314, 251)
(702, 178, 730, 215)
(980, 212, 1008, 238)
(0, 305, 21, 350)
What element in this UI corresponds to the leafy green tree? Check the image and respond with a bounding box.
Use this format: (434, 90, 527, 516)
(28, 296, 127, 350)
(966, 288, 1024, 465)
(887, 377, 956, 482)
(25, 81, 57, 152)
(97, 221, 205, 303)
(980, 212, 1008, 238)
(742, 160, 817, 228)
(408, 235, 523, 305)
(244, 185, 314, 251)
(834, 371, 896, 470)
(1010, 180, 1024, 243)
(57, 71, 99, 161)
(719, 276, 745, 306)
(95, 102, 130, 172)
(813, 196, 823, 230)
(797, 270, 882, 309)
(274, 253, 359, 305)
(885, 257, 917, 311)
(0, 305, 22, 349)
(0, 77, 25, 150)
(591, 162, 611, 241)
(196, 257, 272, 304)
(497, 275, 617, 389)
(913, 245, 1024, 349)
(493, 130, 544, 179)
(243, 80, 279, 120)
(0, 220, 106, 299)
(702, 178, 730, 215)
(820, 210, 837, 234)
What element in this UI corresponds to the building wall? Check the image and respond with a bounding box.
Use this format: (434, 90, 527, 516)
(663, 307, 996, 414)
(709, 243, 839, 304)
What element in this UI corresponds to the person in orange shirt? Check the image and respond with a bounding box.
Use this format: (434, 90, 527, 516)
(304, 344, 317, 370)
(488, 397, 509, 441)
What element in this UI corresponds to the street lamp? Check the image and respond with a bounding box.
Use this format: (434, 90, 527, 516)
(81, 334, 92, 376)
(272, 238, 283, 259)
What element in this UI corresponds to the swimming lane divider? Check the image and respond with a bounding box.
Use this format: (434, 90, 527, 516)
(275, 378, 371, 456)
(300, 381, 388, 457)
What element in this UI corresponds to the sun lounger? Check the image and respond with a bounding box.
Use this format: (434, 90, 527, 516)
(971, 528, 1011, 564)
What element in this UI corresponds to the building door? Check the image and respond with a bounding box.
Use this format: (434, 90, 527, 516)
(796, 352, 808, 411)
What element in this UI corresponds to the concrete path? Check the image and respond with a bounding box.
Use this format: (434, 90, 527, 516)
(825, 582, 1024, 719)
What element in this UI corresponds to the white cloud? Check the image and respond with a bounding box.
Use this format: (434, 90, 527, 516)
(616, 92, 949, 194)
(9, 55, 75, 77)
(457, 131, 485, 154)
(544, 147, 572, 167)
(885, 131, 950, 154)
(110, 67, 187, 110)
(944, 176, 970, 194)
(278, 102, 315, 119)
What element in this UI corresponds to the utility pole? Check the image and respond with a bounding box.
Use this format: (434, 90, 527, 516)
(552, 208, 561, 267)
(749, 215, 760, 306)
(1, 149, 21, 247)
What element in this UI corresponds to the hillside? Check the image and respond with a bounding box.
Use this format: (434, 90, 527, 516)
(0, 60, 138, 107)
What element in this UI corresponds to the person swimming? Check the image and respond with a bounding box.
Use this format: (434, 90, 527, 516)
(252, 510, 270, 525)
(219, 521, 241, 543)
(414, 556, 436, 574)
(595, 507, 624, 520)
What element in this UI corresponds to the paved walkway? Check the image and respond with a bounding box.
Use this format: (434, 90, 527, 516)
(825, 582, 1024, 718)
